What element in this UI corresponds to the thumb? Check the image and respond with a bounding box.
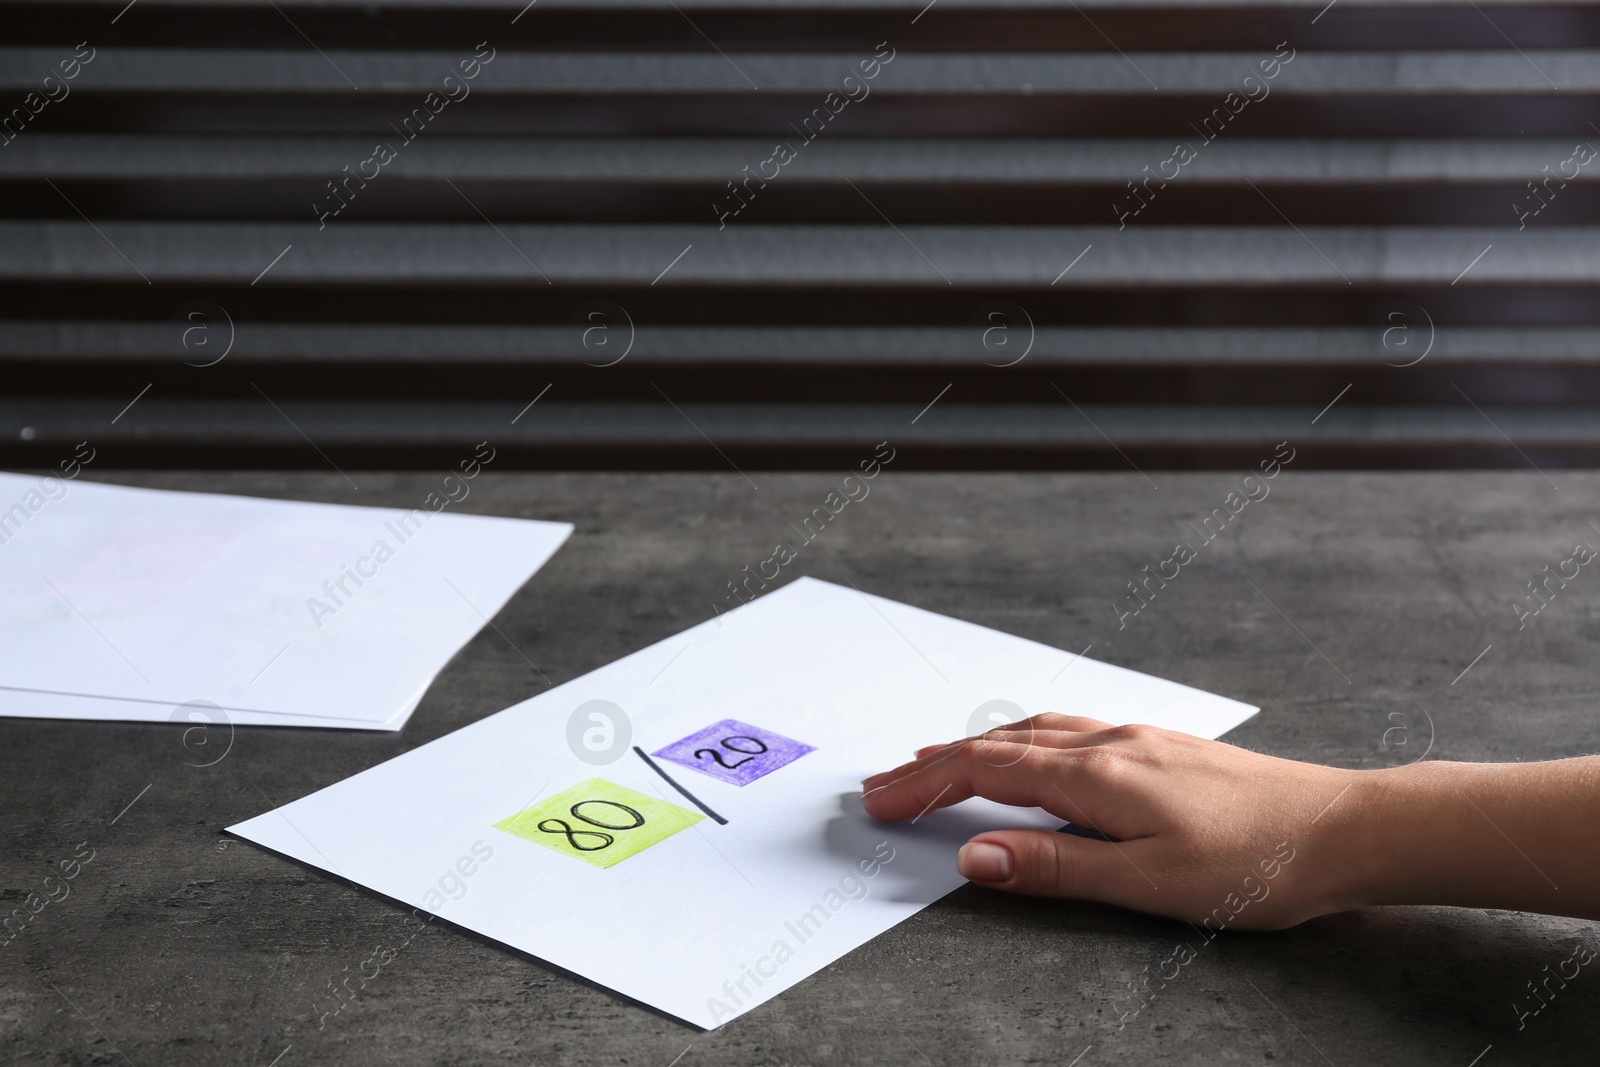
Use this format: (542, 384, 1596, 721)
(957, 830, 1155, 908)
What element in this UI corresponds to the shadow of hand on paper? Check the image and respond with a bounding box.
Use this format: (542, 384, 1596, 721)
(821, 790, 1065, 904)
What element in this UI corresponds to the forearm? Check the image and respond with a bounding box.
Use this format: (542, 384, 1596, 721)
(1335, 757, 1600, 919)
(866, 716, 1600, 927)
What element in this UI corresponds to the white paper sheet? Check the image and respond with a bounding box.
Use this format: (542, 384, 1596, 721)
(0, 682, 424, 731)
(0, 473, 572, 727)
(229, 577, 1257, 1028)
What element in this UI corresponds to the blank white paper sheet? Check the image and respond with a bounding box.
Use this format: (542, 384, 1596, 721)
(229, 577, 1257, 1027)
(0, 473, 572, 729)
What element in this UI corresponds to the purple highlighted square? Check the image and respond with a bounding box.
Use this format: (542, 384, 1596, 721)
(653, 719, 814, 786)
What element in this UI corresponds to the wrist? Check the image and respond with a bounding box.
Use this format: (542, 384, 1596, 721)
(1302, 756, 1600, 920)
(1315, 761, 1459, 912)
(1328, 759, 1546, 912)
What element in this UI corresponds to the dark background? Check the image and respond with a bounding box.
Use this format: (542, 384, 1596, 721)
(3, 0, 1600, 472)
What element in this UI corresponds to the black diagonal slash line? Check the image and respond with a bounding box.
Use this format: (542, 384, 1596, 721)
(633, 746, 728, 825)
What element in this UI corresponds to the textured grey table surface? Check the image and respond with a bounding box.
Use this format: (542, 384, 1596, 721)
(4, 469, 1598, 1067)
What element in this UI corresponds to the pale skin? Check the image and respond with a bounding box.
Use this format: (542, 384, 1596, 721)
(861, 714, 1600, 928)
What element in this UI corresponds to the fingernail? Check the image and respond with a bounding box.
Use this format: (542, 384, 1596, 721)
(957, 841, 1013, 883)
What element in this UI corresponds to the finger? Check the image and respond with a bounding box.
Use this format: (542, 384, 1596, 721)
(956, 829, 1159, 909)
(902, 721, 1116, 768)
(928, 714, 1114, 757)
(864, 739, 981, 795)
(873, 733, 1087, 797)
(988, 713, 1113, 735)
(863, 739, 1079, 823)
(887, 716, 1118, 784)
(872, 731, 1056, 794)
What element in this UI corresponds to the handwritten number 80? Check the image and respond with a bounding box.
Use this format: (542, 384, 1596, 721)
(693, 734, 769, 770)
(537, 799, 645, 852)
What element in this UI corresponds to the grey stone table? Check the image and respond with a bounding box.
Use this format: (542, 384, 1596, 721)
(4, 470, 1598, 1067)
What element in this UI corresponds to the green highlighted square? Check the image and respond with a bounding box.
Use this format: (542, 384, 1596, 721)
(494, 778, 702, 868)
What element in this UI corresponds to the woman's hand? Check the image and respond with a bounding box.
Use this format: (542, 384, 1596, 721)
(862, 714, 1363, 929)
(862, 712, 1600, 929)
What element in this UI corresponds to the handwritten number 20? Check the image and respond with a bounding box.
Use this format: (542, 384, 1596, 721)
(538, 799, 645, 852)
(693, 734, 769, 770)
